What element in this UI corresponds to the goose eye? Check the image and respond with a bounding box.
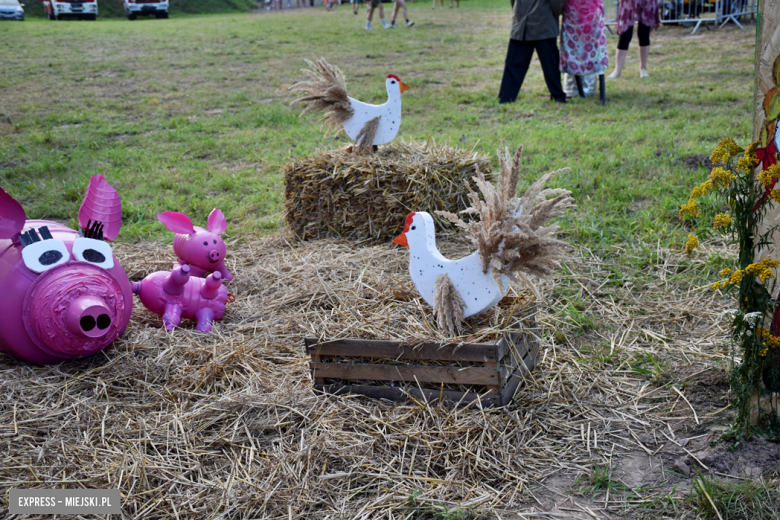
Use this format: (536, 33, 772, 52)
(72, 238, 114, 270)
(391, 80, 396, 84)
(22, 239, 70, 274)
(411, 226, 416, 230)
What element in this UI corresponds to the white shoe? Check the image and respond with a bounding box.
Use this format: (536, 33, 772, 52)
(366, 24, 371, 30)
(406, 20, 414, 26)
(640, 69, 650, 78)
(607, 70, 620, 79)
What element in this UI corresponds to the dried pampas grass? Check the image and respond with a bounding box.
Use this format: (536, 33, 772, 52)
(289, 57, 354, 135)
(433, 273, 466, 337)
(438, 144, 574, 298)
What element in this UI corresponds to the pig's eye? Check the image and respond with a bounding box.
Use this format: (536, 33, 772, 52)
(20, 227, 71, 274)
(72, 238, 114, 270)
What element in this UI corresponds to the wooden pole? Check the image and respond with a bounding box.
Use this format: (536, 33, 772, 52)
(753, 0, 780, 426)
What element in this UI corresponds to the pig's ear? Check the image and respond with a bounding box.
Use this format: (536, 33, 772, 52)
(207, 209, 227, 235)
(157, 212, 195, 235)
(79, 175, 122, 241)
(0, 186, 26, 240)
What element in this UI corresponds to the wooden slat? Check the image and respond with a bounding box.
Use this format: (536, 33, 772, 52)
(310, 362, 499, 385)
(314, 384, 502, 408)
(305, 337, 499, 363)
(500, 350, 537, 405)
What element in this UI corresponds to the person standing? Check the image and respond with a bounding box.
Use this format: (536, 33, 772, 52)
(559, 0, 608, 96)
(607, 0, 659, 78)
(498, 0, 567, 104)
(388, 0, 414, 27)
(366, 0, 390, 30)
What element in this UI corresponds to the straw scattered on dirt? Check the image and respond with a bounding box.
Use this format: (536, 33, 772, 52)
(0, 233, 777, 519)
(283, 139, 492, 243)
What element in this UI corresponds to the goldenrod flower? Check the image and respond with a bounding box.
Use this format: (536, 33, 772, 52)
(685, 234, 699, 255)
(772, 189, 780, 204)
(691, 186, 704, 198)
(736, 156, 755, 174)
(760, 347, 769, 357)
(745, 141, 759, 164)
(759, 164, 780, 187)
(713, 213, 732, 229)
(729, 269, 744, 285)
(710, 166, 736, 188)
(720, 268, 732, 277)
(679, 198, 699, 218)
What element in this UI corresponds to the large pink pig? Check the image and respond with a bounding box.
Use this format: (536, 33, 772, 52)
(0, 176, 133, 365)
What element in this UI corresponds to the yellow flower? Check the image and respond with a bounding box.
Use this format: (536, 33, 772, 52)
(758, 164, 780, 187)
(772, 189, 780, 204)
(691, 186, 704, 198)
(724, 137, 744, 156)
(710, 137, 744, 164)
(679, 198, 700, 218)
(685, 234, 699, 255)
(701, 178, 714, 191)
(760, 347, 769, 357)
(745, 141, 759, 164)
(736, 156, 755, 174)
(729, 269, 744, 285)
(710, 166, 736, 188)
(720, 268, 732, 277)
(713, 213, 732, 230)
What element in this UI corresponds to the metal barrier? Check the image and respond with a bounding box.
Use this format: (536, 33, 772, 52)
(603, 0, 757, 35)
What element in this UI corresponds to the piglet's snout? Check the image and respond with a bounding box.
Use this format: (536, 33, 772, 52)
(66, 295, 113, 338)
(208, 249, 220, 261)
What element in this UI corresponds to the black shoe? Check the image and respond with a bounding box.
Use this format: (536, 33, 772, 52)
(554, 97, 567, 104)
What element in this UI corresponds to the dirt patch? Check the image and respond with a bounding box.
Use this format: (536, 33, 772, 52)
(681, 153, 714, 173)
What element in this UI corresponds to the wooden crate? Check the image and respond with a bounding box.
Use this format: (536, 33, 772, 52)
(305, 311, 538, 407)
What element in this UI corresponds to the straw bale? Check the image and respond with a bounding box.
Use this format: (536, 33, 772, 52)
(0, 233, 741, 518)
(284, 139, 492, 243)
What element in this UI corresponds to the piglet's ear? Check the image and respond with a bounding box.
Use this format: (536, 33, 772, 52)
(207, 208, 227, 235)
(157, 212, 195, 235)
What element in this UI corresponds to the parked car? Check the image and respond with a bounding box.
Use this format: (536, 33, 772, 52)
(0, 0, 25, 21)
(124, 0, 168, 19)
(42, 0, 97, 20)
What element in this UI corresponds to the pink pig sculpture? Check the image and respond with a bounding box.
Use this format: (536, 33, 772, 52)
(0, 176, 133, 365)
(132, 264, 228, 333)
(157, 209, 232, 281)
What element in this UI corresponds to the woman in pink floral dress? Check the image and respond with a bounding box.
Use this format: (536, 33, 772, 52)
(560, 0, 608, 76)
(608, 0, 660, 78)
(559, 0, 608, 96)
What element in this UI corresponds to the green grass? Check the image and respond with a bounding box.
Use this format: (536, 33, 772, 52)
(690, 474, 780, 519)
(0, 0, 755, 248)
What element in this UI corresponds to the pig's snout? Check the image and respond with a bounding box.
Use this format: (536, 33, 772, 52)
(208, 249, 220, 262)
(66, 295, 114, 338)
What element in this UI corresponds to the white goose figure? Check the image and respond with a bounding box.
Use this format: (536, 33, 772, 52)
(393, 212, 510, 317)
(342, 74, 409, 146)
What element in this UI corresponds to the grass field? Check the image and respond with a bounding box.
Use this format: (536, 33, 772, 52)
(2, 1, 777, 518)
(0, 0, 755, 250)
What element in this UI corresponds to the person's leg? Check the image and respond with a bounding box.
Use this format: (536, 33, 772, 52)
(378, 2, 389, 27)
(366, 2, 374, 28)
(608, 25, 632, 78)
(535, 38, 566, 102)
(637, 22, 651, 77)
(391, 0, 400, 24)
(498, 39, 535, 103)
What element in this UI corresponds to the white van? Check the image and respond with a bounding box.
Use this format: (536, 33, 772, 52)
(124, 0, 168, 19)
(43, 0, 97, 20)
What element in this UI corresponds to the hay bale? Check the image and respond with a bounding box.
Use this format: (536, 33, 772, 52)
(284, 140, 493, 243)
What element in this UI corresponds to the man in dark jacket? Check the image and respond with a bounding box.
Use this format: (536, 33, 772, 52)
(498, 0, 566, 103)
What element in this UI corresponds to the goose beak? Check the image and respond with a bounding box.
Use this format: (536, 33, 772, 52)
(392, 232, 409, 248)
(399, 81, 411, 93)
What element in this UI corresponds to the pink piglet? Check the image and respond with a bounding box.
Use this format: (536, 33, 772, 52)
(157, 209, 233, 281)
